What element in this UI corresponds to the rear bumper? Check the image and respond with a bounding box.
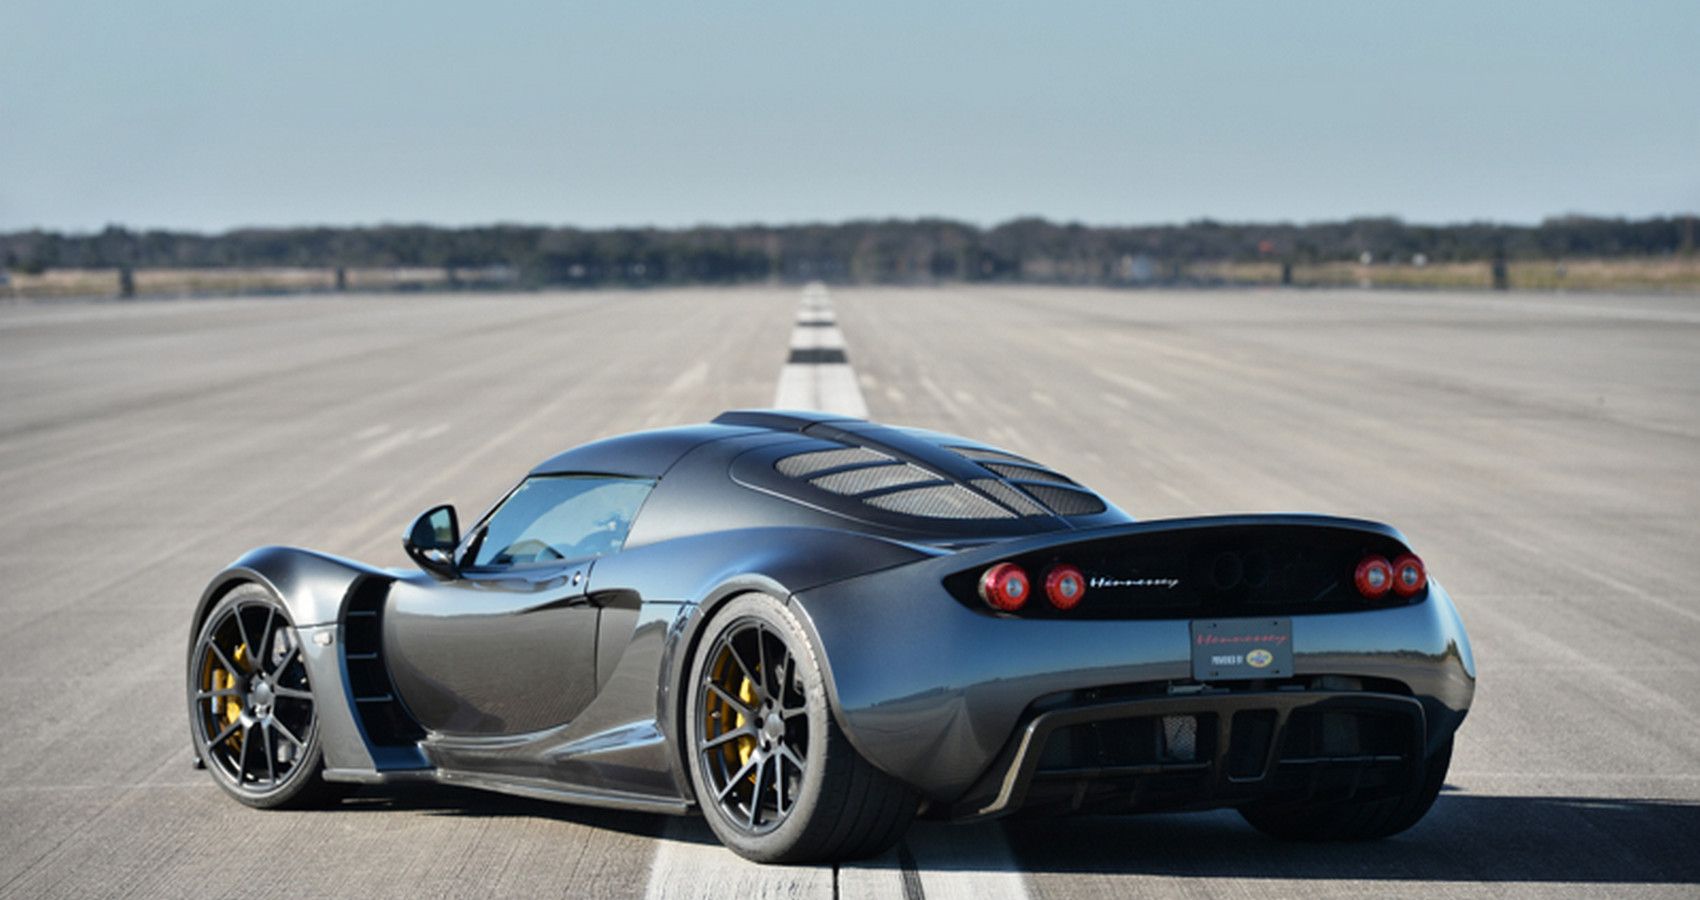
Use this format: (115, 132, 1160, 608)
(790, 569, 1474, 805)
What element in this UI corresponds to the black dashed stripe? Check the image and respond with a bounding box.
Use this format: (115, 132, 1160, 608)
(789, 347, 848, 364)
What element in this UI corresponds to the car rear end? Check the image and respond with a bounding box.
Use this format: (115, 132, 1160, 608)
(788, 514, 1474, 821)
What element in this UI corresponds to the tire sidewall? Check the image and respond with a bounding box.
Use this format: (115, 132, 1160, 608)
(187, 582, 326, 809)
(684, 593, 832, 860)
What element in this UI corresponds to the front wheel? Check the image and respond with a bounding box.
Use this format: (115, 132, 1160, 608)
(187, 583, 346, 809)
(684, 594, 918, 863)
(1239, 736, 1453, 841)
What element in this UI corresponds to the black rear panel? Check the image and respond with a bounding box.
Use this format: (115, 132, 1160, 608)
(944, 520, 1423, 619)
(1014, 689, 1424, 816)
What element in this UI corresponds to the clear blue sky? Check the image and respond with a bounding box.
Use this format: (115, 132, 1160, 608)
(3, 1, 1695, 232)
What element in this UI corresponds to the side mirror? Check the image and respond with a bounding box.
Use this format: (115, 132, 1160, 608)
(404, 504, 460, 580)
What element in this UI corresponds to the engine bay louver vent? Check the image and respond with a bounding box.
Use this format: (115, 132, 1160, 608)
(947, 446, 1037, 465)
(864, 484, 1014, 519)
(1019, 483, 1109, 517)
(771, 439, 1112, 522)
(811, 462, 936, 495)
(775, 447, 890, 477)
(982, 462, 1077, 486)
(945, 445, 1106, 517)
(969, 478, 1048, 516)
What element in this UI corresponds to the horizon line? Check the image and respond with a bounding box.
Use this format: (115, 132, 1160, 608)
(7, 209, 1697, 238)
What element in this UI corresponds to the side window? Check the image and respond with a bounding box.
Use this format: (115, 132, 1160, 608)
(469, 476, 653, 569)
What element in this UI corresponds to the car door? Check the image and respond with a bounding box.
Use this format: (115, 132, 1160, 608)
(384, 474, 655, 736)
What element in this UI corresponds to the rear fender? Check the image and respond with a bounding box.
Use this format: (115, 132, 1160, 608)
(598, 527, 936, 801)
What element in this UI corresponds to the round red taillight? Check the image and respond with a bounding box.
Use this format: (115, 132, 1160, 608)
(1355, 555, 1393, 599)
(1391, 554, 1427, 597)
(1044, 564, 1087, 610)
(979, 562, 1031, 612)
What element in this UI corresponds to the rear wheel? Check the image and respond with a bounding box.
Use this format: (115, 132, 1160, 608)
(1239, 736, 1452, 841)
(188, 583, 346, 809)
(684, 594, 918, 863)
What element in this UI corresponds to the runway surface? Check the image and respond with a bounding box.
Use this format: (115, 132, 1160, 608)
(1, 285, 1697, 898)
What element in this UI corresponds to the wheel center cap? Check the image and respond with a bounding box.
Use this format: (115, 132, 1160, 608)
(248, 680, 274, 714)
(762, 713, 784, 744)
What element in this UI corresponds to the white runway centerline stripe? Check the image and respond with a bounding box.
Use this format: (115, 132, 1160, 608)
(644, 820, 834, 900)
(643, 284, 1031, 899)
(773, 282, 868, 417)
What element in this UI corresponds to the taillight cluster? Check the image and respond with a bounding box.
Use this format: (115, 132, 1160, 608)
(1355, 553, 1426, 600)
(978, 562, 1086, 613)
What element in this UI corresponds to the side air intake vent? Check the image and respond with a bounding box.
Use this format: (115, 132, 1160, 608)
(341, 577, 425, 749)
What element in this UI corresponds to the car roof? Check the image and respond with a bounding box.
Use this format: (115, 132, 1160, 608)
(528, 411, 866, 478)
(530, 411, 1131, 543)
(528, 423, 762, 478)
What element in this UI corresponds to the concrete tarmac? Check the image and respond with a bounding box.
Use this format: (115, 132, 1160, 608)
(1, 285, 1695, 898)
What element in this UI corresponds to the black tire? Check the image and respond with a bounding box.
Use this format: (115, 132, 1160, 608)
(1239, 736, 1453, 841)
(684, 593, 918, 863)
(187, 583, 347, 809)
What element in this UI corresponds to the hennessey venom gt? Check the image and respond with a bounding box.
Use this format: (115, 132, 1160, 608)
(187, 410, 1474, 862)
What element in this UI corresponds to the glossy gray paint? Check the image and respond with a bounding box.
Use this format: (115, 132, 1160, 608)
(298, 623, 377, 773)
(192, 545, 396, 629)
(190, 412, 1475, 819)
(384, 561, 597, 735)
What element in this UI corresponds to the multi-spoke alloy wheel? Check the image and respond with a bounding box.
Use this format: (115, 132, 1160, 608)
(188, 583, 339, 809)
(684, 594, 918, 863)
(697, 617, 810, 833)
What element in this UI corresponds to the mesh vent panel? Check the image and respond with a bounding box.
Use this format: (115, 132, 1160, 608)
(984, 462, 1076, 485)
(865, 485, 1014, 519)
(775, 447, 888, 477)
(1021, 483, 1108, 516)
(969, 478, 1047, 516)
(946, 445, 1035, 465)
(811, 463, 935, 496)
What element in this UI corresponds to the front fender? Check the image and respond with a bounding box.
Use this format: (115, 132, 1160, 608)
(192, 545, 395, 634)
(188, 545, 397, 774)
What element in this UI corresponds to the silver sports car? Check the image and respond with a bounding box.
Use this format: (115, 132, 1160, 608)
(187, 410, 1475, 862)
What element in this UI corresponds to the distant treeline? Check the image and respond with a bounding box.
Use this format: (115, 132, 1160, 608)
(2, 215, 1692, 286)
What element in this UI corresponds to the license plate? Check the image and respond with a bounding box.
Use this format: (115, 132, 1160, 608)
(1191, 617, 1293, 681)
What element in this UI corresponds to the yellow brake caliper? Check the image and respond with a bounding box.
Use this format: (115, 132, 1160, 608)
(209, 644, 249, 747)
(711, 648, 760, 779)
